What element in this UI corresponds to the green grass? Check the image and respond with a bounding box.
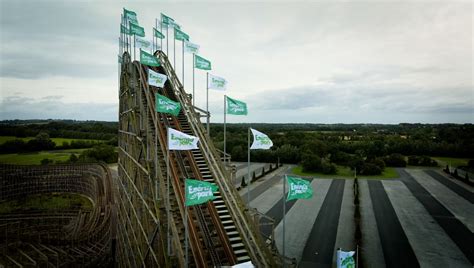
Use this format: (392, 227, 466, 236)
(432, 157, 471, 168)
(0, 193, 93, 214)
(0, 149, 86, 165)
(291, 165, 398, 179)
(0, 136, 103, 146)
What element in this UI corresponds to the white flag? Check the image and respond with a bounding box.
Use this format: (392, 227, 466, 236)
(168, 128, 199, 150)
(184, 41, 200, 54)
(135, 37, 152, 50)
(148, 69, 168, 88)
(336, 250, 355, 268)
(208, 74, 227, 91)
(250, 128, 273, 150)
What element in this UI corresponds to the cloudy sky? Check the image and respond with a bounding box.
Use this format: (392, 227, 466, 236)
(0, 0, 472, 123)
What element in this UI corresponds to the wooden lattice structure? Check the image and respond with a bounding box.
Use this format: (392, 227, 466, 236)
(116, 51, 277, 267)
(0, 163, 115, 267)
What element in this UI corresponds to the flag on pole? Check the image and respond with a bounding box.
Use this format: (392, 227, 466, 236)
(156, 94, 180, 115)
(184, 41, 199, 54)
(194, 55, 211, 70)
(130, 22, 145, 37)
(154, 28, 165, 39)
(286, 176, 313, 201)
(161, 13, 174, 26)
(337, 250, 356, 268)
(121, 24, 131, 35)
(149, 70, 168, 88)
(135, 37, 152, 50)
(185, 179, 218, 206)
(250, 128, 273, 150)
(123, 8, 138, 25)
(168, 128, 199, 150)
(226, 96, 247, 115)
(174, 28, 189, 41)
(140, 50, 160, 67)
(208, 74, 227, 91)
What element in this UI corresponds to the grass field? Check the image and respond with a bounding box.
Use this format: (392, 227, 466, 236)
(0, 136, 103, 146)
(0, 149, 87, 165)
(432, 157, 471, 168)
(0, 193, 93, 214)
(292, 165, 399, 179)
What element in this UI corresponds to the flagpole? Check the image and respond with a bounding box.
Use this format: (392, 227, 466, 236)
(167, 128, 171, 256)
(223, 95, 227, 164)
(133, 34, 136, 61)
(173, 30, 176, 69)
(160, 22, 163, 52)
(155, 19, 157, 52)
(182, 40, 185, 87)
(247, 127, 251, 206)
(185, 205, 189, 268)
(192, 53, 195, 106)
(206, 72, 210, 134)
(283, 174, 286, 267)
(166, 26, 169, 57)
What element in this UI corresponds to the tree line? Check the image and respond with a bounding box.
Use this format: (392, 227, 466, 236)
(209, 123, 474, 175)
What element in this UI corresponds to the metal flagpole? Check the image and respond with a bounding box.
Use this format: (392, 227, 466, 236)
(206, 72, 210, 134)
(185, 205, 189, 268)
(356, 245, 359, 268)
(247, 127, 251, 206)
(192, 54, 195, 106)
(167, 128, 171, 255)
(133, 34, 136, 61)
(173, 30, 176, 69)
(283, 174, 286, 267)
(166, 27, 169, 57)
(223, 95, 227, 164)
(182, 40, 184, 87)
(160, 22, 163, 51)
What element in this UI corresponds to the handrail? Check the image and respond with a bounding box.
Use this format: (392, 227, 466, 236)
(156, 51, 275, 266)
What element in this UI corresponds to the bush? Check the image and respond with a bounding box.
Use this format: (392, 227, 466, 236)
(360, 163, 382, 175)
(79, 144, 117, 163)
(41, 158, 53, 165)
(301, 154, 322, 173)
(408, 155, 437, 166)
(384, 153, 407, 167)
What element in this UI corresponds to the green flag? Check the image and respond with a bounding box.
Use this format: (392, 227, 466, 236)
(154, 28, 165, 39)
(185, 179, 218, 206)
(194, 54, 211, 70)
(140, 50, 160, 67)
(161, 13, 174, 26)
(226, 96, 247, 115)
(123, 8, 138, 24)
(156, 93, 181, 116)
(130, 22, 145, 37)
(286, 176, 313, 201)
(121, 24, 130, 35)
(174, 28, 189, 41)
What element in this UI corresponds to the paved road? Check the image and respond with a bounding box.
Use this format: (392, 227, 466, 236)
(367, 180, 419, 268)
(242, 165, 293, 204)
(398, 169, 474, 264)
(299, 179, 345, 267)
(424, 170, 474, 203)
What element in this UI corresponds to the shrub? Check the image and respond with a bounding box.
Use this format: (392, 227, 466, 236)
(384, 153, 407, 167)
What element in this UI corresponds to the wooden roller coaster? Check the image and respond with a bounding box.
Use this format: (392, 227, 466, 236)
(0, 163, 115, 267)
(116, 51, 278, 267)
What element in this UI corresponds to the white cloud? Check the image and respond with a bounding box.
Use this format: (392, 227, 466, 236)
(0, 0, 472, 123)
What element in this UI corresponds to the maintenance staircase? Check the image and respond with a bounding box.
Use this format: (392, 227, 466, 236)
(117, 51, 277, 267)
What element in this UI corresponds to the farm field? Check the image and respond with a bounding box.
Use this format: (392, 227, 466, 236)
(0, 136, 103, 145)
(0, 149, 87, 165)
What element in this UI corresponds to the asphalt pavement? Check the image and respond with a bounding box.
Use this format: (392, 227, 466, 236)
(367, 180, 419, 268)
(424, 170, 474, 203)
(299, 179, 345, 267)
(398, 168, 474, 264)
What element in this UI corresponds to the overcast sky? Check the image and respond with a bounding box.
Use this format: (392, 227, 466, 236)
(0, 0, 472, 123)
